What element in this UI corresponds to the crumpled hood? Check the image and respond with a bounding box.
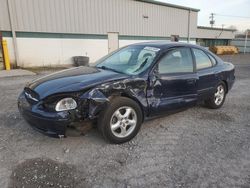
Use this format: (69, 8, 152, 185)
(27, 66, 129, 99)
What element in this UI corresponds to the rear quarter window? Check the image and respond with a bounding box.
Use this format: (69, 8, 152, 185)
(207, 53, 217, 66)
(193, 48, 213, 70)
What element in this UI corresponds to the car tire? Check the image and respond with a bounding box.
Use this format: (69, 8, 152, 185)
(98, 97, 143, 144)
(205, 82, 226, 109)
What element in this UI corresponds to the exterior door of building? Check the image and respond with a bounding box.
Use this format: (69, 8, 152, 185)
(108, 32, 119, 53)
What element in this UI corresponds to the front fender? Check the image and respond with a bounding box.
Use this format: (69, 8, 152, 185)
(79, 78, 148, 119)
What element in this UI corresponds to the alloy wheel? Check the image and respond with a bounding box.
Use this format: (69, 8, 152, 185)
(110, 106, 137, 138)
(214, 85, 225, 106)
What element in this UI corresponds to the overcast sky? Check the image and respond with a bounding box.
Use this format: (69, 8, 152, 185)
(156, 0, 250, 31)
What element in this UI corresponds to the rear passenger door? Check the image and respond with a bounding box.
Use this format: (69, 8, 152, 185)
(192, 48, 218, 99)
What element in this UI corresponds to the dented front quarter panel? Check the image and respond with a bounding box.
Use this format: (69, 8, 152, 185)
(79, 77, 149, 120)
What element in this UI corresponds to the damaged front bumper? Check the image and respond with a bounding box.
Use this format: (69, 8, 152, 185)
(17, 88, 110, 137)
(18, 92, 77, 137)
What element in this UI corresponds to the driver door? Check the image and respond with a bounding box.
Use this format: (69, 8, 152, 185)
(147, 47, 198, 116)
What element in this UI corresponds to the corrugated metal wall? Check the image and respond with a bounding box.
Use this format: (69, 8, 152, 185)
(0, 0, 198, 38)
(0, 0, 11, 30)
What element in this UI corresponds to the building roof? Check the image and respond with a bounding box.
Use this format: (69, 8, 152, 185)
(136, 0, 200, 12)
(198, 26, 236, 32)
(130, 41, 201, 49)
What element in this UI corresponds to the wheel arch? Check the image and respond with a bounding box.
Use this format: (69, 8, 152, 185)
(221, 80, 228, 93)
(118, 93, 145, 122)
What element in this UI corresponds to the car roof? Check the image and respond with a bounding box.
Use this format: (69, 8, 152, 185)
(130, 41, 203, 50)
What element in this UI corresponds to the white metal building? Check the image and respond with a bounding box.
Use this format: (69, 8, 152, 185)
(196, 26, 235, 47)
(0, 0, 235, 67)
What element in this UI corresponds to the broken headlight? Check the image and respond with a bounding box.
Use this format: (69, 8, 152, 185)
(55, 97, 77, 112)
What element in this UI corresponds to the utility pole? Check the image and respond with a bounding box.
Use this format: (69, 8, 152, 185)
(6, 0, 20, 67)
(210, 13, 215, 28)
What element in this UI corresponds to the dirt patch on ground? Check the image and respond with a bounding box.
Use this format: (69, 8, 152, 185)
(199, 111, 234, 122)
(9, 158, 80, 188)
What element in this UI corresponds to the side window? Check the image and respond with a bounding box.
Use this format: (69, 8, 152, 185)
(158, 48, 193, 74)
(193, 48, 213, 70)
(207, 54, 217, 66)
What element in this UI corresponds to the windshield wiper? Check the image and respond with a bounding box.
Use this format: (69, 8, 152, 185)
(98, 66, 123, 74)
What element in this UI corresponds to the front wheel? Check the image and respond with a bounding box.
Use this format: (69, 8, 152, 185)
(98, 97, 143, 144)
(205, 82, 226, 109)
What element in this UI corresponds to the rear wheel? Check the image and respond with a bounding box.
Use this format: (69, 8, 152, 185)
(205, 82, 226, 109)
(98, 97, 143, 144)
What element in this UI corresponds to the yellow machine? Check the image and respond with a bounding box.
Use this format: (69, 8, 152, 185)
(209, 46, 238, 55)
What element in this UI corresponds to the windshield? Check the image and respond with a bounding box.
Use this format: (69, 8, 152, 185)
(96, 46, 160, 75)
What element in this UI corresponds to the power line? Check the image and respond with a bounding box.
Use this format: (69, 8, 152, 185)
(214, 13, 250, 19)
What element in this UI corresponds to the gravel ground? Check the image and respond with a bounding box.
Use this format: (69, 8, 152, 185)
(0, 54, 250, 188)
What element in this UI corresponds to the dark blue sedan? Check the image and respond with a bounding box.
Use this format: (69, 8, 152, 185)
(18, 42, 235, 143)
